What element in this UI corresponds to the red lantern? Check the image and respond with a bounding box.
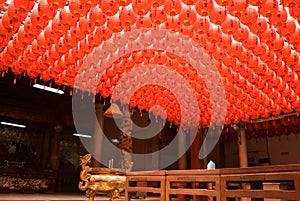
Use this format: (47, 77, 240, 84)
(232, 25, 249, 42)
(239, 5, 258, 26)
(259, 0, 278, 17)
(269, 36, 284, 51)
(209, 5, 226, 25)
(181, 0, 197, 6)
(44, 23, 60, 43)
(95, 26, 113, 41)
(276, 42, 291, 60)
(100, 0, 120, 16)
(89, 5, 106, 26)
(163, 0, 182, 16)
(280, 18, 296, 37)
(269, 6, 287, 27)
(260, 50, 275, 63)
(242, 33, 259, 50)
(70, 25, 85, 41)
(38, 0, 57, 20)
(227, 0, 247, 17)
(221, 15, 240, 34)
(63, 32, 77, 48)
(164, 17, 180, 32)
(13, 0, 35, 12)
(47, 0, 67, 9)
(252, 43, 267, 57)
(206, 24, 220, 43)
(30, 9, 48, 30)
(79, 18, 95, 34)
(59, 6, 78, 27)
(260, 27, 276, 44)
(248, 0, 266, 6)
(1, 12, 16, 32)
(136, 16, 152, 29)
(249, 16, 268, 36)
(178, 7, 197, 26)
(195, 0, 213, 16)
(118, 0, 132, 6)
(107, 15, 124, 32)
(17, 26, 35, 45)
(150, 8, 167, 25)
(51, 14, 68, 34)
(217, 32, 232, 49)
(119, 6, 137, 27)
(285, 50, 299, 67)
(132, 0, 152, 16)
(192, 17, 210, 34)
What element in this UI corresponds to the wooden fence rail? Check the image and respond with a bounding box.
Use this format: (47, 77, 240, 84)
(125, 165, 300, 201)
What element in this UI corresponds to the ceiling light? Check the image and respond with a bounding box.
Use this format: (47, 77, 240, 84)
(1, 121, 26, 128)
(33, 84, 64, 94)
(73, 133, 92, 138)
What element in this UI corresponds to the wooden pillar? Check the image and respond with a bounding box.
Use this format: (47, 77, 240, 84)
(93, 103, 104, 167)
(238, 123, 248, 168)
(237, 123, 250, 201)
(50, 123, 62, 170)
(177, 129, 187, 198)
(190, 128, 204, 169)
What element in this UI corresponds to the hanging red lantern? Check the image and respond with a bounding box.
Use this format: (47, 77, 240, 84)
(89, 6, 106, 26)
(17, 26, 35, 45)
(242, 33, 259, 50)
(88, 32, 103, 47)
(63, 32, 77, 48)
(252, 43, 267, 57)
(59, 6, 78, 27)
(209, 5, 226, 25)
(69, 0, 88, 17)
(206, 24, 220, 43)
(7, 2, 23, 22)
(259, 0, 278, 17)
(136, 16, 152, 29)
(232, 25, 249, 42)
(285, 50, 299, 67)
(118, 0, 132, 6)
(38, 0, 57, 20)
(51, 14, 68, 35)
(239, 5, 258, 26)
(195, 0, 213, 16)
(280, 18, 296, 37)
(47, 0, 67, 9)
(276, 42, 291, 60)
(150, 8, 167, 25)
(30, 9, 48, 30)
(164, 17, 180, 32)
(70, 25, 85, 41)
(217, 32, 232, 49)
(227, 42, 242, 58)
(79, 17, 95, 34)
(249, 16, 268, 36)
(260, 50, 275, 63)
(269, 6, 287, 27)
(1, 12, 16, 32)
(192, 17, 210, 34)
(178, 7, 197, 26)
(227, 0, 247, 17)
(269, 36, 284, 51)
(287, 28, 300, 45)
(260, 27, 276, 44)
(221, 15, 240, 34)
(152, 0, 165, 7)
(132, 0, 152, 16)
(44, 23, 60, 43)
(95, 26, 113, 41)
(248, 0, 267, 6)
(181, 0, 197, 6)
(119, 6, 137, 27)
(163, 0, 182, 16)
(192, 33, 206, 46)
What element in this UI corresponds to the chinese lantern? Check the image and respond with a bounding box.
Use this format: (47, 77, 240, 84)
(276, 42, 291, 60)
(217, 32, 232, 49)
(69, 0, 88, 17)
(119, 6, 137, 27)
(1, 12, 16, 32)
(221, 15, 240, 34)
(209, 5, 226, 25)
(178, 7, 197, 26)
(269, 6, 287, 27)
(232, 25, 249, 42)
(70, 25, 85, 41)
(259, 0, 278, 17)
(163, 0, 182, 16)
(30, 9, 48, 30)
(59, 6, 78, 27)
(136, 16, 152, 29)
(38, 0, 57, 20)
(164, 17, 181, 32)
(150, 8, 167, 25)
(132, 0, 152, 16)
(280, 17, 296, 37)
(17, 26, 35, 45)
(206, 24, 220, 43)
(227, 42, 242, 58)
(239, 5, 258, 26)
(47, 0, 67, 9)
(242, 33, 259, 50)
(195, 0, 213, 16)
(227, 0, 247, 17)
(260, 27, 276, 44)
(192, 17, 209, 35)
(269, 36, 284, 51)
(249, 16, 268, 36)
(79, 17, 95, 34)
(181, 0, 197, 6)
(13, 0, 35, 12)
(51, 14, 68, 34)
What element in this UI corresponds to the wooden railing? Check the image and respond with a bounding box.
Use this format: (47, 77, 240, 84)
(125, 165, 300, 201)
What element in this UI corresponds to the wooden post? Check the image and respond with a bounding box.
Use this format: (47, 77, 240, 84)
(190, 128, 204, 169)
(50, 123, 62, 171)
(238, 123, 248, 168)
(177, 129, 187, 198)
(237, 122, 250, 201)
(93, 103, 104, 167)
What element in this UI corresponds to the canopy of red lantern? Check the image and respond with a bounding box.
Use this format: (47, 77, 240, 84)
(0, 0, 300, 129)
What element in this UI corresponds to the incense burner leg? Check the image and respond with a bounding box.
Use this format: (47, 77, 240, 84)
(86, 189, 96, 201)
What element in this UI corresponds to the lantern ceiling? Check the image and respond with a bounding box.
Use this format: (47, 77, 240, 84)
(0, 0, 300, 129)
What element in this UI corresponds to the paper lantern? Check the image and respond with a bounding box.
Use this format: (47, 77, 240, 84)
(38, 0, 57, 20)
(51, 14, 68, 34)
(259, 0, 278, 17)
(79, 17, 95, 34)
(239, 5, 258, 26)
(89, 5, 106, 26)
(47, 0, 67, 9)
(280, 18, 296, 37)
(152, 0, 165, 7)
(260, 27, 276, 44)
(13, 0, 35, 12)
(232, 25, 249, 42)
(195, 0, 213, 16)
(164, 17, 181, 32)
(136, 16, 152, 29)
(227, 42, 242, 58)
(163, 0, 182, 16)
(249, 16, 268, 36)
(269, 36, 284, 51)
(178, 7, 197, 26)
(276, 42, 291, 60)
(217, 32, 232, 49)
(192, 17, 210, 34)
(119, 6, 137, 27)
(59, 6, 78, 27)
(221, 15, 240, 34)
(269, 6, 287, 27)
(1, 12, 16, 32)
(70, 26, 85, 41)
(132, 0, 152, 16)
(209, 5, 226, 25)
(150, 8, 167, 25)
(206, 24, 220, 43)
(95, 26, 113, 41)
(30, 9, 48, 30)
(242, 33, 259, 50)
(227, 0, 247, 17)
